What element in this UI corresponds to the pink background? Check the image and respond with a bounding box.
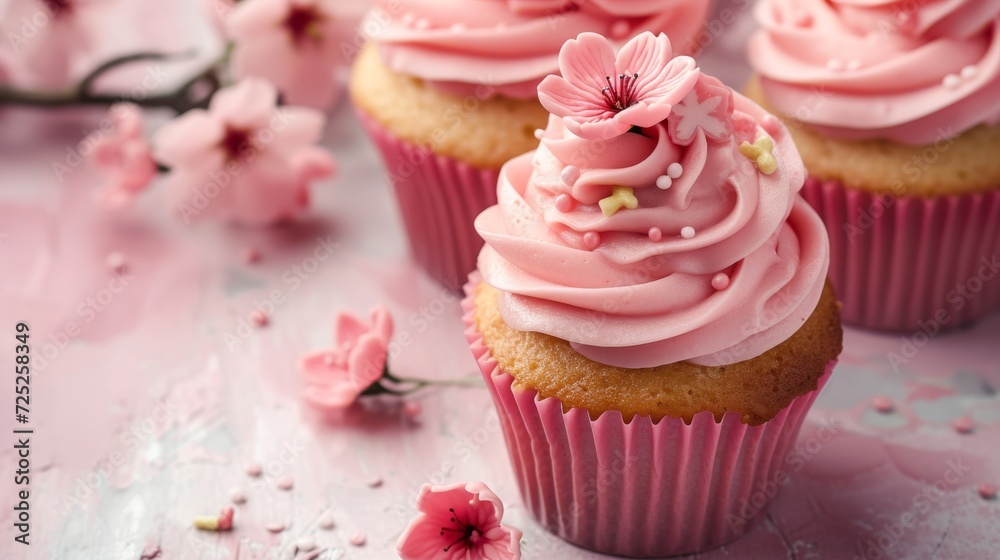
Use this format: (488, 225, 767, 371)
(1, 1, 998, 558)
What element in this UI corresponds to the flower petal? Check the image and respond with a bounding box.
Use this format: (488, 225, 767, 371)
(334, 310, 369, 348)
(209, 78, 279, 131)
(368, 305, 394, 346)
(347, 334, 387, 388)
(299, 350, 346, 384)
(150, 110, 224, 167)
(558, 32, 618, 95)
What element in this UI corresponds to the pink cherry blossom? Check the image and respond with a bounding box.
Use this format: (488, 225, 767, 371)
(299, 306, 393, 410)
(151, 78, 335, 226)
(397, 482, 522, 560)
(90, 103, 157, 207)
(538, 32, 699, 140)
(226, 0, 357, 109)
(667, 74, 735, 146)
(0, 0, 109, 88)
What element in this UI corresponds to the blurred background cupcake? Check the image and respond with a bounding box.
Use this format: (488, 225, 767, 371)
(465, 32, 842, 557)
(351, 0, 711, 290)
(747, 0, 1000, 331)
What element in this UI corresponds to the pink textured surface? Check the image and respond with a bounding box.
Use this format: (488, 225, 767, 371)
(0, 2, 998, 559)
(465, 276, 835, 557)
(801, 178, 1000, 331)
(356, 109, 500, 292)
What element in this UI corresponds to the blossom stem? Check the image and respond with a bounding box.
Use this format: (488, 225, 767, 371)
(0, 50, 223, 114)
(374, 366, 481, 395)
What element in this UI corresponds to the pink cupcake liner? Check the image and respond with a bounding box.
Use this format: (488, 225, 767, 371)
(463, 276, 836, 557)
(356, 109, 500, 291)
(801, 178, 1000, 331)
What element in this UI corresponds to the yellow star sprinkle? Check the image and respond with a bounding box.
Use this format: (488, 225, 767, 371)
(599, 186, 639, 217)
(739, 135, 778, 175)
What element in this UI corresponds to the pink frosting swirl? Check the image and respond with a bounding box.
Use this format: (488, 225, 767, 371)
(366, 0, 711, 99)
(748, 0, 1000, 143)
(475, 83, 831, 368)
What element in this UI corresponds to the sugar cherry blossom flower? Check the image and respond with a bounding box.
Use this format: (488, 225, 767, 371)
(667, 74, 735, 145)
(538, 32, 698, 140)
(151, 78, 335, 225)
(397, 482, 522, 560)
(226, 0, 354, 109)
(90, 103, 157, 207)
(299, 306, 393, 410)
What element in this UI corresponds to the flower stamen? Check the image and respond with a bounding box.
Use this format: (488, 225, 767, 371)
(439, 507, 477, 552)
(601, 72, 640, 112)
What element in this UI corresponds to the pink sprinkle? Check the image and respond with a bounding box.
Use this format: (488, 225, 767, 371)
(367, 476, 383, 488)
(610, 20, 630, 38)
(953, 417, 974, 434)
(560, 165, 580, 186)
(403, 400, 422, 419)
(554, 194, 575, 213)
(106, 251, 126, 273)
(276, 476, 294, 491)
(349, 531, 367, 546)
(217, 506, 234, 531)
(296, 537, 317, 552)
(712, 273, 730, 291)
(648, 227, 662, 242)
(980, 483, 997, 500)
(250, 310, 269, 327)
(761, 114, 782, 137)
(265, 521, 286, 533)
(246, 462, 263, 477)
(230, 487, 247, 504)
(240, 247, 261, 264)
(318, 512, 336, 530)
(583, 232, 600, 250)
(872, 396, 894, 413)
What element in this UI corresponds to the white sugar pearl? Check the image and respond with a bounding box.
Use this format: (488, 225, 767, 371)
(655, 175, 672, 190)
(680, 226, 696, 239)
(667, 163, 683, 179)
(943, 74, 961, 89)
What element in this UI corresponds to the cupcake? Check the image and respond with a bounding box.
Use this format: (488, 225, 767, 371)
(464, 32, 843, 557)
(350, 0, 711, 290)
(747, 0, 1000, 330)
